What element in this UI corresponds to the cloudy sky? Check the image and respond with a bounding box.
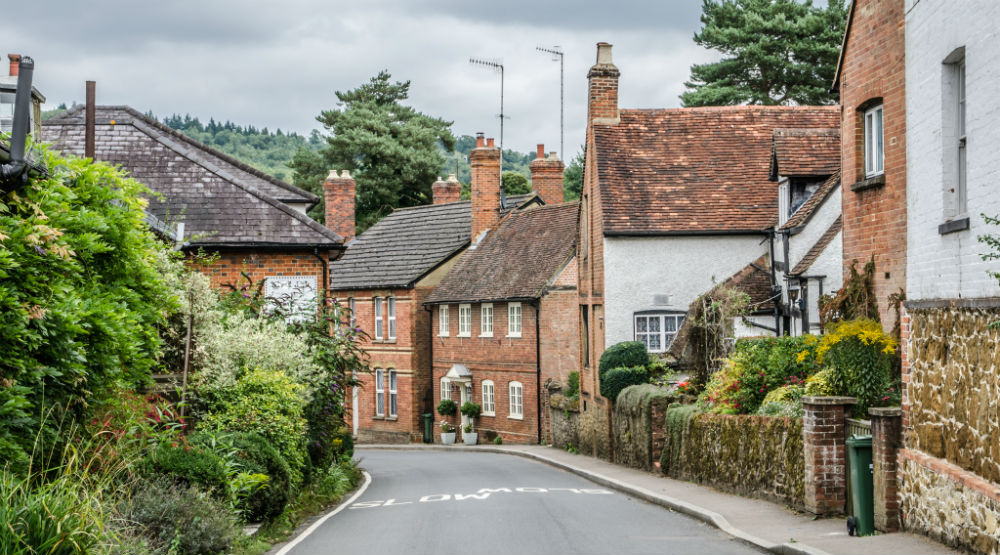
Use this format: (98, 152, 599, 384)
(9, 1, 716, 156)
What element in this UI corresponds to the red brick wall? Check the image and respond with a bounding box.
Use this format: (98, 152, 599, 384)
(802, 397, 855, 516)
(839, 0, 907, 328)
(432, 176, 461, 205)
(336, 287, 432, 443)
(470, 136, 501, 241)
(324, 171, 356, 242)
(529, 144, 566, 204)
(191, 250, 329, 295)
(431, 301, 541, 444)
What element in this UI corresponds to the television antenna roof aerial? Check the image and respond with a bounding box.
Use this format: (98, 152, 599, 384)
(536, 45, 564, 162)
(469, 57, 508, 172)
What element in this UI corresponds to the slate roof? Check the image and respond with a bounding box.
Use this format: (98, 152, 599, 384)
(592, 106, 839, 235)
(769, 128, 840, 180)
(791, 216, 843, 276)
(42, 106, 342, 250)
(779, 171, 841, 232)
(424, 202, 579, 304)
(330, 194, 536, 290)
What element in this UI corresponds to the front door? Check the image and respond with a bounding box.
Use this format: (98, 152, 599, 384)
(459, 383, 470, 431)
(352, 370, 359, 436)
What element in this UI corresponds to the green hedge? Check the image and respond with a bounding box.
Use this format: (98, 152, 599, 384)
(600, 366, 648, 402)
(598, 342, 648, 378)
(140, 443, 228, 497)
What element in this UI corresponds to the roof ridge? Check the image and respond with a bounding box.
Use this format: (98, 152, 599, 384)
(620, 105, 838, 114)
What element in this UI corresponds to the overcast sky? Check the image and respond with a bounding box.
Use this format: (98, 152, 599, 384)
(9, 0, 716, 156)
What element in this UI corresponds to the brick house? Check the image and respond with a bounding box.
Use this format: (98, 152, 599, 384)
(577, 43, 839, 435)
(833, 0, 907, 329)
(330, 135, 559, 443)
(43, 106, 343, 318)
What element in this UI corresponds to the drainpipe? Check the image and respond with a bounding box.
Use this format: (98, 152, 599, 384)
(85, 81, 96, 159)
(311, 248, 329, 300)
(1, 55, 34, 190)
(424, 304, 435, 421)
(799, 277, 810, 334)
(534, 299, 542, 444)
(766, 229, 782, 337)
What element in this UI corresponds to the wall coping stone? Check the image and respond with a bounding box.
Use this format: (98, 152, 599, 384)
(904, 296, 1000, 310)
(802, 396, 857, 406)
(869, 407, 902, 417)
(899, 448, 1000, 503)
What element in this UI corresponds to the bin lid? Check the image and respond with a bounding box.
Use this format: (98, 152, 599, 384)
(846, 434, 872, 446)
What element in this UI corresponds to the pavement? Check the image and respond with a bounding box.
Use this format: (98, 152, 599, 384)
(353, 444, 959, 555)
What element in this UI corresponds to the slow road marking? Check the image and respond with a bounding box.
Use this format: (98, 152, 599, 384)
(349, 487, 613, 509)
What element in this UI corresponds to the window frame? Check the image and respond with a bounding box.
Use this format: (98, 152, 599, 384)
(481, 380, 495, 416)
(509, 381, 523, 419)
(388, 369, 397, 417)
(387, 297, 396, 340)
(348, 297, 356, 329)
(374, 368, 385, 416)
(864, 104, 885, 178)
(438, 305, 450, 337)
(634, 312, 685, 353)
(374, 296, 383, 340)
(441, 378, 451, 401)
(458, 304, 472, 337)
(507, 302, 522, 338)
(956, 58, 967, 216)
(480, 303, 494, 337)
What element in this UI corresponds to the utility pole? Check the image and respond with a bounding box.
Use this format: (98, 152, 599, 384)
(536, 46, 564, 161)
(469, 57, 506, 178)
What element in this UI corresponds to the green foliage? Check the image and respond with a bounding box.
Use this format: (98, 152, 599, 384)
(493, 435, 503, 445)
(562, 147, 584, 201)
(817, 319, 897, 417)
(123, 480, 237, 555)
(682, 0, 847, 106)
(198, 369, 309, 487)
(565, 371, 580, 399)
(290, 71, 456, 232)
(598, 341, 649, 378)
(600, 366, 649, 402)
(760, 384, 805, 405)
(0, 143, 173, 470)
(140, 442, 229, 497)
(684, 286, 753, 387)
(661, 404, 702, 473)
(978, 214, 1000, 327)
(501, 171, 531, 196)
(819, 258, 880, 327)
(436, 399, 457, 416)
(160, 113, 321, 183)
(804, 368, 836, 397)
(460, 401, 481, 419)
(700, 335, 820, 414)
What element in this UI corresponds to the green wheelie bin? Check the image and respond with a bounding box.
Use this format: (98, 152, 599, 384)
(846, 435, 874, 536)
(422, 413, 434, 443)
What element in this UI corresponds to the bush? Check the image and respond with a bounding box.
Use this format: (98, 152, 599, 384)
(198, 369, 309, 487)
(816, 318, 897, 416)
(192, 431, 293, 522)
(124, 480, 237, 555)
(140, 442, 228, 497)
(756, 401, 804, 418)
(804, 368, 836, 396)
(598, 342, 648, 378)
(460, 402, 481, 418)
(436, 399, 457, 416)
(760, 384, 805, 405)
(565, 371, 580, 398)
(600, 366, 648, 402)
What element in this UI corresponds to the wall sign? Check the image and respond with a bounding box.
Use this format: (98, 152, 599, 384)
(264, 275, 317, 323)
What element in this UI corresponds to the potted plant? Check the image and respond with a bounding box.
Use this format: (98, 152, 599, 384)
(440, 421, 456, 445)
(460, 402, 481, 445)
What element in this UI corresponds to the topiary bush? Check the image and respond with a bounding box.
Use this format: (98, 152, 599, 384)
(140, 442, 228, 498)
(123, 480, 237, 555)
(600, 366, 649, 402)
(436, 399, 457, 416)
(460, 402, 481, 419)
(598, 342, 649, 378)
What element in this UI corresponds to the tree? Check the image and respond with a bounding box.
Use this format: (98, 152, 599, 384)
(681, 0, 847, 107)
(562, 147, 584, 201)
(502, 171, 531, 196)
(290, 71, 455, 232)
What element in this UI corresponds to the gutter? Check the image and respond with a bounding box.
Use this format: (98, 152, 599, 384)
(603, 229, 770, 238)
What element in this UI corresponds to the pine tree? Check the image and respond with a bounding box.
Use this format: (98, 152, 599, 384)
(681, 0, 847, 107)
(290, 70, 455, 232)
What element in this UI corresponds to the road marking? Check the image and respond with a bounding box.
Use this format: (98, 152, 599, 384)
(349, 486, 614, 509)
(275, 470, 372, 555)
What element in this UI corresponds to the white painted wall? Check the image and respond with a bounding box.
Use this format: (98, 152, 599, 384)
(787, 186, 841, 270)
(603, 235, 767, 348)
(906, 0, 1000, 300)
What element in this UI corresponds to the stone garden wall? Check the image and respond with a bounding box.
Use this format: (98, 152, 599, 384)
(660, 411, 805, 508)
(547, 393, 579, 450)
(611, 385, 673, 471)
(577, 401, 612, 461)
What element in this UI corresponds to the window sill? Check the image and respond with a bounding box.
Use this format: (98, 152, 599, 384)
(482, 412, 495, 417)
(850, 174, 886, 192)
(438, 334, 450, 338)
(457, 333, 471, 338)
(508, 415, 524, 421)
(938, 217, 970, 235)
(506, 333, 522, 339)
(479, 334, 494, 338)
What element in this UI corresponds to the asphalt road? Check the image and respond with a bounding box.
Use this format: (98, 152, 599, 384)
(282, 449, 765, 555)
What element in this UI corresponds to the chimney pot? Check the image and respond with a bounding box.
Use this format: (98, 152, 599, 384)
(8, 54, 20, 77)
(447, 173, 458, 182)
(475, 132, 485, 148)
(432, 175, 461, 205)
(536, 144, 545, 159)
(596, 42, 614, 65)
(486, 138, 495, 148)
(326, 169, 339, 181)
(340, 169, 351, 179)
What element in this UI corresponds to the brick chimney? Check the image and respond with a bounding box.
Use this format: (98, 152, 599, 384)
(8, 54, 20, 77)
(588, 42, 620, 125)
(528, 144, 565, 204)
(432, 174, 461, 204)
(469, 132, 501, 243)
(324, 169, 355, 242)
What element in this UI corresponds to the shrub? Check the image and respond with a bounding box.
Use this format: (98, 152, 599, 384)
(761, 384, 805, 405)
(816, 318, 897, 416)
(124, 480, 237, 555)
(804, 368, 836, 397)
(460, 402, 481, 418)
(756, 401, 804, 418)
(192, 431, 293, 522)
(198, 369, 309, 487)
(600, 366, 649, 402)
(140, 442, 228, 497)
(436, 399, 457, 416)
(660, 404, 702, 473)
(598, 342, 649, 378)
(565, 371, 580, 398)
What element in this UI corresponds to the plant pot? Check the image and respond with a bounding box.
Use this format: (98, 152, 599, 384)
(463, 432, 478, 445)
(440, 432, 456, 445)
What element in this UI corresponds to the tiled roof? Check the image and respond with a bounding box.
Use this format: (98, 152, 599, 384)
(42, 106, 342, 249)
(769, 128, 840, 179)
(779, 171, 841, 231)
(424, 202, 579, 304)
(791, 216, 843, 276)
(593, 106, 839, 234)
(330, 194, 536, 290)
